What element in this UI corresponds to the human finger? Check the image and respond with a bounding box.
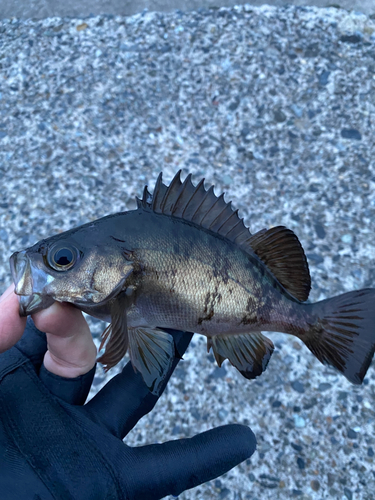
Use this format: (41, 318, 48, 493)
(84, 330, 193, 438)
(0, 285, 26, 352)
(32, 302, 97, 379)
(126, 424, 256, 499)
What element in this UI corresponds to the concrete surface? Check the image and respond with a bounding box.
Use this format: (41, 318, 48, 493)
(0, 3, 375, 500)
(0, 0, 374, 19)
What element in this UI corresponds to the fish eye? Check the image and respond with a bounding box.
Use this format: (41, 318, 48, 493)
(48, 244, 78, 271)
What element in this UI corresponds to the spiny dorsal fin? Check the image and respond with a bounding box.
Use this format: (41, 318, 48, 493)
(152, 173, 169, 212)
(136, 185, 152, 209)
(246, 226, 311, 302)
(139, 170, 251, 244)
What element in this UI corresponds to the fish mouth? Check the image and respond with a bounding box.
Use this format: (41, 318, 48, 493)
(10, 250, 55, 316)
(18, 293, 51, 317)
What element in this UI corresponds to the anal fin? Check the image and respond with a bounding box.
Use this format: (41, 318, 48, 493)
(211, 332, 274, 379)
(207, 336, 226, 367)
(128, 327, 175, 395)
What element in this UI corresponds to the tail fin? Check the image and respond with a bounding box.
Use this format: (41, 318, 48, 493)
(301, 289, 375, 384)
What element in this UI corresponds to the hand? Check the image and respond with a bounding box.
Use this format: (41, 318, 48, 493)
(0, 286, 256, 500)
(0, 284, 97, 378)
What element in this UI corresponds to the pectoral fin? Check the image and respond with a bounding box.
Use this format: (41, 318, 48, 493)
(128, 327, 175, 395)
(97, 295, 130, 371)
(210, 332, 274, 379)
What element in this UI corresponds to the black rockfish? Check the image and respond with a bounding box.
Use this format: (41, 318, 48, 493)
(10, 172, 375, 393)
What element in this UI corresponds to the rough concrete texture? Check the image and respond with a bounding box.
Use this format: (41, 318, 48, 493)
(0, 0, 375, 19)
(0, 4, 375, 500)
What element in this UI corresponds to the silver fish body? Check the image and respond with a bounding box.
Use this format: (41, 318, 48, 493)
(10, 171, 375, 394)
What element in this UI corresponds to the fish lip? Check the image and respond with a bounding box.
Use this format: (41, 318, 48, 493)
(10, 251, 33, 296)
(18, 293, 55, 317)
(9, 251, 18, 284)
(18, 293, 45, 317)
(10, 250, 55, 316)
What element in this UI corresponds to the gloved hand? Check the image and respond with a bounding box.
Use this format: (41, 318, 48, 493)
(0, 286, 256, 500)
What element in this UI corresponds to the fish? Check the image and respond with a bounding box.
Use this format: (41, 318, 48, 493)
(9, 171, 375, 394)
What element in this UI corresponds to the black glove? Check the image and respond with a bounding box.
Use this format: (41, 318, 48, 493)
(0, 318, 256, 500)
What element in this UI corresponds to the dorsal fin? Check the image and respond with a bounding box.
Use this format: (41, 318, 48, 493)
(137, 171, 310, 301)
(152, 173, 169, 212)
(138, 170, 251, 244)
(246, 226, 311, 301)
(136, 185, 152, 209)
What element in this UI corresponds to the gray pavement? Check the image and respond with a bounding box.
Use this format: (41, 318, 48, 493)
(0, 3, 375, 500)
(0, 0, 374, 19)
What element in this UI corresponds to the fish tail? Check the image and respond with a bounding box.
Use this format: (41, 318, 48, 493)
(298, 288, 375, 384)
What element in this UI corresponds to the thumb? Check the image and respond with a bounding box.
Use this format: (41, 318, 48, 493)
(0, 285, 27, 352)
(32, 302, 97, 378)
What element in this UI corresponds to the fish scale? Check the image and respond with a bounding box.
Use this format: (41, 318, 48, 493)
(132, 221, 274, 336)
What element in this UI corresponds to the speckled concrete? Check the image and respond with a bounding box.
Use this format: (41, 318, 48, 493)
(0, 5, 374, 499)
(1, 0, 375, 20)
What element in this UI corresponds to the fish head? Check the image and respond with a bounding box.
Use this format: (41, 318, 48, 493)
(10, 227, 133, 317)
